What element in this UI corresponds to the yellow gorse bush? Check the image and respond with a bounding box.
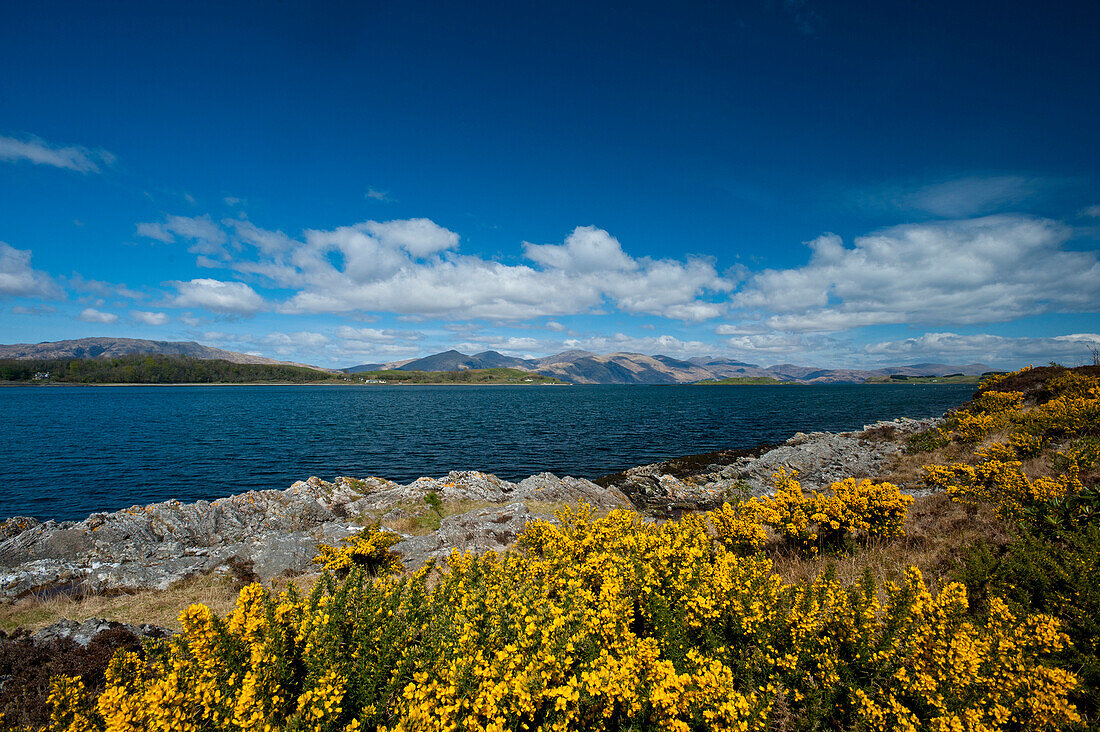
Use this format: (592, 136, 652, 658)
(924, 459, 1083, 522)
(708, 470, 913, 554)
(312, 527, 404, 577)
(924, 367, 1100, 524)
(49, 505, 1079, 732)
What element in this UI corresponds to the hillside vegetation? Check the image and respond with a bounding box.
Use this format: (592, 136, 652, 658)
(0, 355, 333, 384)
(352, 367, 564, 384)
(22, 366, 1100, 731)
(864, 374, 984, 384)
(693, 376, 798, 385)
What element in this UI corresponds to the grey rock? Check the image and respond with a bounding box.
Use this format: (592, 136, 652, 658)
(514, 473, 633, 510)
(28, 617, 169, 647)
(0, 420, 938, 601)
(0, 469, 633, 600)
(721, 417, 939, 494)
(392, 503, 551, 569)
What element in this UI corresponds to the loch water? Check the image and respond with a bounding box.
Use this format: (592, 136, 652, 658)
(0, 383, 974, 521)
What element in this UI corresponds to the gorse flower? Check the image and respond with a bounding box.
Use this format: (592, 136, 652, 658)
(42, 365, 1095, 732)
(312, 527, 403, 578)
(708, 470, 912, 554)
(46, 503, 1078, 731)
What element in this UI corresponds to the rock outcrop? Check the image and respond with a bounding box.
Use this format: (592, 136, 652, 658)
(598, 417, 940, 513)
(392, 503, 553, 569)
(0, 418, 936, 601)
(0, 471, 630, 601)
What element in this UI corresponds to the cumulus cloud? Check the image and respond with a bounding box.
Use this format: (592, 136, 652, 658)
(79, 308, 119, 324)
(0, 134, 115, 173)
(0, 243, 64, 299)
(561, 333, 716, 359)
(146, 214, 729, 323)
(524, 226, 637, 273)
(334, 326, 400, 342)
(263, 331, 330, 355)
(865, 331, 1100, 365)
(362, 218, 459, 257)
(455, 336, 549, 355)
(131, 310, 169, 325)
(170, 279, 265, 315)
(714, 323, 767, 336)
(734, 215, 1100, 332)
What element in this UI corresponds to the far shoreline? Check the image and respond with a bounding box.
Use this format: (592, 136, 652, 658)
(0, 381, 575, 387)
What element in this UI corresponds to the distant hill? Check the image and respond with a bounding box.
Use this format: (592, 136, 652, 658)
(349, 368, 564, 385)
(2, 340, 993, 385)
(0, 354, 334, 384)
(0, 337, 331, 371)
(694, 376, 798, 385)
(344, 349, 992, 385)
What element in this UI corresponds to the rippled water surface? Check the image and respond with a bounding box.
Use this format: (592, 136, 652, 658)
(0, 384, 974, 521)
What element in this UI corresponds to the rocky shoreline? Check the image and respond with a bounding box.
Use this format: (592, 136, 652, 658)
(0, 416, 938, 603)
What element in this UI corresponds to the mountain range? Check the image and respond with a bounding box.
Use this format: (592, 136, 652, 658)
(0, 337, 329, 371)
(347, 348, 992, 385)
(0, 338, 993, 384)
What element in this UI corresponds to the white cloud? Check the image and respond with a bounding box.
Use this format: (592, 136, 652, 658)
(455, 336, 548, 355)
(734, 215, 1100, 332)
(131, 310, 169, 325)
(1081, 204, 1100, 219)
(366, 188, 391, 202)
(545, 320, 567, 332)
(865, 331, 1100, 365)
(137, 215, 230, 257)
(362, 218, 459, 257)
(0, 243, 64, 299)
(562, 333, 716, 359)
(263, 331, 330, 354)
(524, 226, 637, 273)
(856, 175, 1049, 218)
(170, 279, 265, 315)
(11, 304, 57, 315)
(715, 323, 767, 336)
(68, 273, 143, 300)
(334, 326, 399, 342)
(0, 134, 114, 173)
(226, 219, 296, 255)
(159, 215, 730, 323)
(724, 333, 815, 354)
(79, 308, 119, 324)
(901, 176, 1043, 217)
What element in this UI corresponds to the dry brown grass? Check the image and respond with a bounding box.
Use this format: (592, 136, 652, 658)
(881, 443, 972, 489)
(885, 429, 1067, 490)
(0, 569, 323, 634)
(766, 493, 1010, 593)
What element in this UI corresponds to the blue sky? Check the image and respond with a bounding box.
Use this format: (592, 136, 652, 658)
(1, 0, 1098, 369)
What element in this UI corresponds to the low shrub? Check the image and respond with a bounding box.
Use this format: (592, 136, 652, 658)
(709, 470, 913, 555)
(311, 527, 404, 578)
(957, 524, 1100, 728)
(45, 507, 1081, 732)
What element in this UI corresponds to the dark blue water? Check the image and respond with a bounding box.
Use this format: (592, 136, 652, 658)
(0, 384, 974, 521)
